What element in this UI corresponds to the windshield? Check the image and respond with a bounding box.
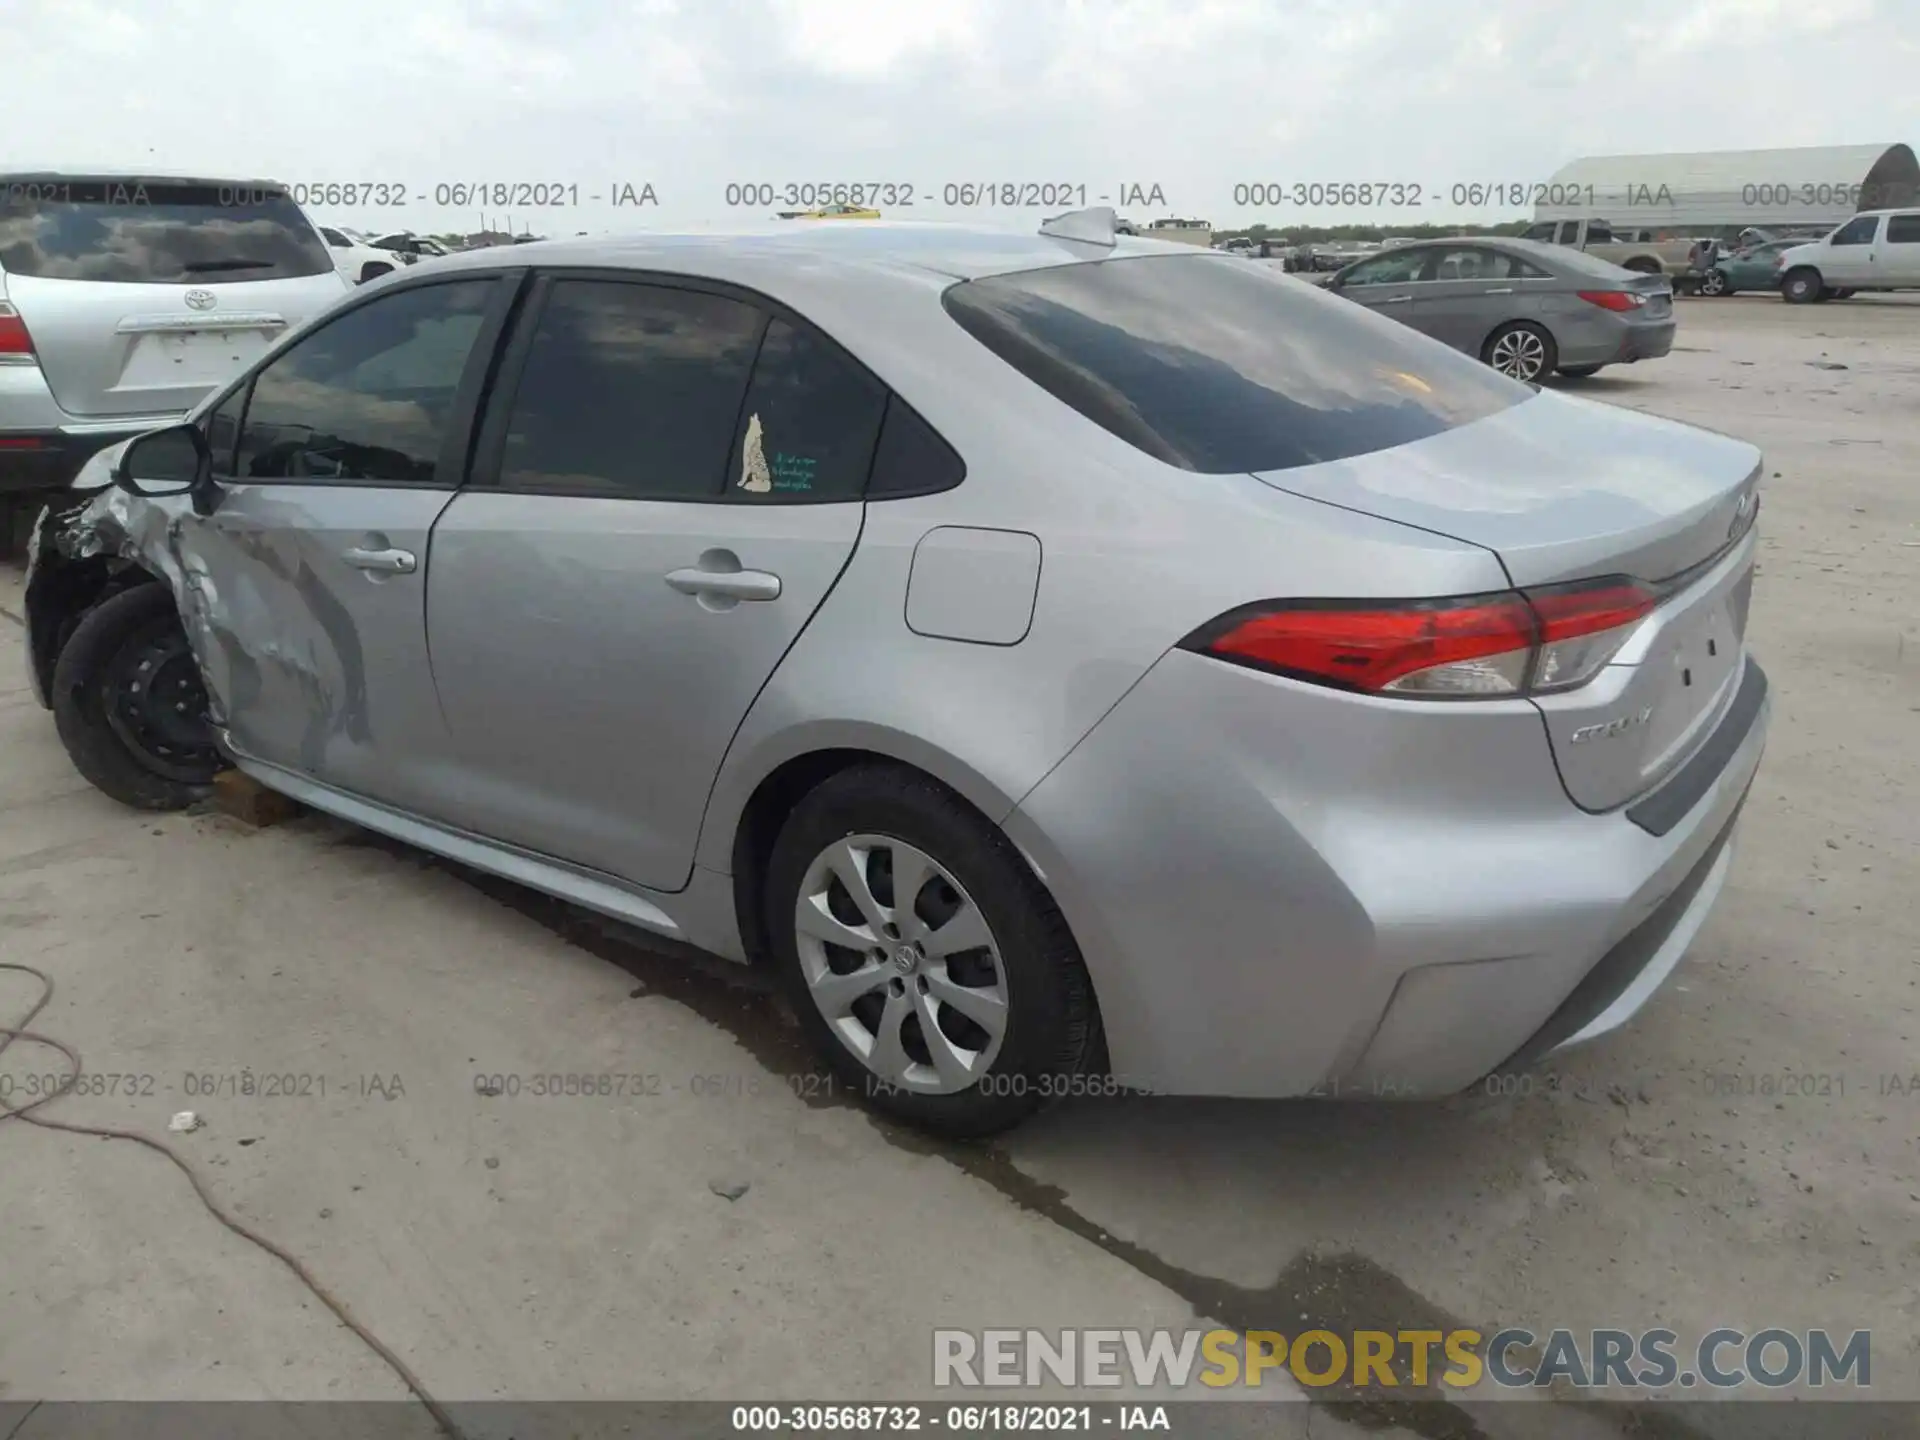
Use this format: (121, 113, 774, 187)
(942, 254, 1529, 474)
(0, 176, 334, 284)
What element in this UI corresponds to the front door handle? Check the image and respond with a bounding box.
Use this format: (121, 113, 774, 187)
(1486, 287, 1515, 294)
(665, 567, 782, 602)
(1380, 294, 1411, 304)
(343, 546, 416, 574)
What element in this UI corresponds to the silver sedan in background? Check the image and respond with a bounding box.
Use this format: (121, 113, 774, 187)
(1325, 235, 1676, 382)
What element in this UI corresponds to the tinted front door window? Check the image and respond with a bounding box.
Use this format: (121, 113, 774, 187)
(1831, 216, 1879, 245)
(499, 280, 765, 499)
(235, 279, 495, 482)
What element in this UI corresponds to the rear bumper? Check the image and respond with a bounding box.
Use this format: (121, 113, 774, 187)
(1004, 648, 1770, 1099)
(0, 364, 183, 492)
(1559, 318, 1675, 368)
(0, 425, 165, 493)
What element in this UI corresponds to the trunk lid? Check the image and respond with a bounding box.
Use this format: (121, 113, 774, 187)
(1249, 389, 1764, 811)
(0, 174, 347, 417)
(1247, 388, 1759, 590)
(1624, 270, 1674, 318)
(4, 271, 342, 417)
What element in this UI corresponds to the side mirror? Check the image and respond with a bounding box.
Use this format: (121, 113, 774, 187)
(115, 421, 210, 499)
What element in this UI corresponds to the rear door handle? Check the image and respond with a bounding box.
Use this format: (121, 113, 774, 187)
(665, 567, 782, 601)
(343, 546, 416, 574)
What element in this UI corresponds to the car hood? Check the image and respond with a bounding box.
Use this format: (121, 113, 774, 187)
(1248, 388, 1762, 588)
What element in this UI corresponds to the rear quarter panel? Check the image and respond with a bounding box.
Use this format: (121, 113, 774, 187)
(693, 300, 1513, 874)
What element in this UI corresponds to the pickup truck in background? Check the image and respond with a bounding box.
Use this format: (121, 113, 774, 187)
(1520, 217, 1693, 275)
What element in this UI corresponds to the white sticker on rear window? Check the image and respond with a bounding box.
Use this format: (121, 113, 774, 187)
(739, 412, 771, 492)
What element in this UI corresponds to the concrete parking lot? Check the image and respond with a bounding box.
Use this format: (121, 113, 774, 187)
(2, 293, 1916, 1438)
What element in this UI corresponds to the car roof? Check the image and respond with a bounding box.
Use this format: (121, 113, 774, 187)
(412, 220, 1217, 286)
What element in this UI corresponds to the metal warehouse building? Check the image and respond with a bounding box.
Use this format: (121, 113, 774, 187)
(1533, 143, 1919, 232)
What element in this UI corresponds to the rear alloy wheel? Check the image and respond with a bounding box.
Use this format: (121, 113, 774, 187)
(766, 763, 1099, 1137)
(1781, 268, 1823, 304)
(51, 583, 226, 810)
(1698, 269, 1728, 296)
(1483, 322, 1556, 383)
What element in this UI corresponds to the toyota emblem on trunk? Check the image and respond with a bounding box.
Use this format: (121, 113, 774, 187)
(184, 289, 217, 311)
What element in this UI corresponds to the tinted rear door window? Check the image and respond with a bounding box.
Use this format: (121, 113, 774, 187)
(0, 177, 333, 283)
(942, 254, 1529, 474)
(727, 316, 886, 501)
(498, 279, 765, 499)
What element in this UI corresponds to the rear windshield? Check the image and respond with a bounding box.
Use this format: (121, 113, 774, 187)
(0, 177, 333, 284)
(941, 255, 1529, 474)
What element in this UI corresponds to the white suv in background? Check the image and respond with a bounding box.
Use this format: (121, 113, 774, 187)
(1776, 209, 1920, 303)
(0, 170, 349, 499)
(316, 224, 404, 285)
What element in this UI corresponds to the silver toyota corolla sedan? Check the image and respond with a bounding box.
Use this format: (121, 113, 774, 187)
(23, 212, 1768, 1136)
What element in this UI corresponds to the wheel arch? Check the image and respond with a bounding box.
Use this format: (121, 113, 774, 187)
(1479, 317, 1555, 376)
(1781, 263, 1825, 294)
(25, 550, 168, 710)
(708, 726, 1035, 968)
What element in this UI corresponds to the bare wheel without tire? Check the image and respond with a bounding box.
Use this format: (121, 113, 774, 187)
(1483, 322, 1556, 383)
(1698, 269, 1728, 296)
(765, 763, 1099, 1137)
(51, 583, 226, 810)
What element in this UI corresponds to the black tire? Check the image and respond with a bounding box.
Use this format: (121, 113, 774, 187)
(1781, 268, 1823, 304)
(764, 763, 1100, 1138)
(1482, 321, 1557, 383)
(359, 262, 394, 283)
(51, 583, 226, 810)
(1557, 364, 1604, 378)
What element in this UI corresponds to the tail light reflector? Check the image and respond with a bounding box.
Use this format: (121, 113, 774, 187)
(1182, 578, 1659, 700)
(1577, 290, 1646, 312)
(0, 302, 35, 357)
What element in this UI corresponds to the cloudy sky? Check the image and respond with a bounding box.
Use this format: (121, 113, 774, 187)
(13, 0, 1916, 233)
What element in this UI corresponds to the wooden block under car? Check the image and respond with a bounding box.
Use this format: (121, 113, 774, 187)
(211, 770, 303, 828)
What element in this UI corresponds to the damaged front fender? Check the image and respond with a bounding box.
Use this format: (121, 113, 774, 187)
(23, 445, 227, 729)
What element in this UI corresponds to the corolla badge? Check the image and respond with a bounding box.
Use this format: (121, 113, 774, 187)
(184, 289, 217, 311)
(1569, 707, 1653, 745)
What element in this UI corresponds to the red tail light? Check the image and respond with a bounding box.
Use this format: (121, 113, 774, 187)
(1182, 578, 1659, 699)
(0, 302, 35, 357)
(1577, 290, 1645, 312)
